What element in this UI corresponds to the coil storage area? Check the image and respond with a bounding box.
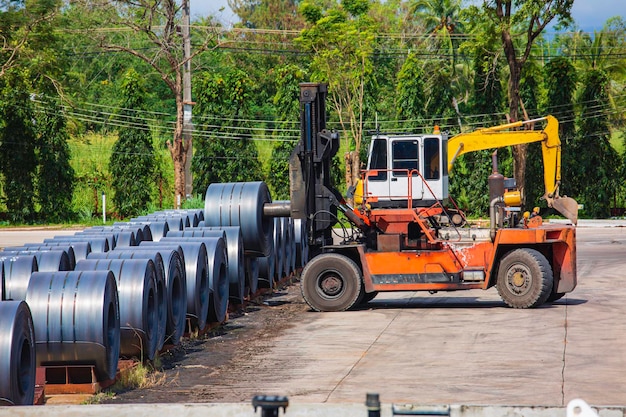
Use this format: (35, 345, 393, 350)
(0, 181, 310, 405)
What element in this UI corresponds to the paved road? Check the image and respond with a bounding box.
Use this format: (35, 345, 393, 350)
(2, 225, 625, 408)
(244, 227, 626, 407)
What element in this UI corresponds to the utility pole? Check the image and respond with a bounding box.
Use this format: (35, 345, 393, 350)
(182, 0, 193, 200)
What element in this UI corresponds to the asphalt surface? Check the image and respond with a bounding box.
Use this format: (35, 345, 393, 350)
(1, 222, 625, 408)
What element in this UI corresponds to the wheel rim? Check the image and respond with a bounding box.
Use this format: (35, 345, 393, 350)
(316, 270, 345, 299)
(505, 263, 532, 296)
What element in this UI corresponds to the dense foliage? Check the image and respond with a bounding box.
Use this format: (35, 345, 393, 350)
(0, 0, 624, 222)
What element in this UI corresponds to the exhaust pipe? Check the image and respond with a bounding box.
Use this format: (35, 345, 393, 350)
(490, 196, 504, 241)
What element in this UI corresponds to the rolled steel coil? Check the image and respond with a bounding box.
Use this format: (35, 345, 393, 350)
(75, 259, 159, 360)
(257, 249, 275, 289)
(30, 241, 92, 263)
(1, 255, 38, 301)
(1, 247, 76, 271)
(91, 225, 145, 244)
(113, 223, 153, 242)
(168, 227, 245, 304)
(204, 182, 274, 257)
(0, 300, 36, 405)
(273, 217, 284, 280)
(140, 241, 209, 330)
(25, 270, 120, 381)
(0, 250, 72, 273)
(71, 232, 117, 250)
(87, 250, 168, 350)
(293, 218, 309, 268)
(113, 230, 136, 247)
(245, 256, 259, 295)
(197, 220, 205, 227)
(44, 236, 110, 253)
(161, 236, 229, 323)
(155, 209, 202, 228)
(135, 215, 186, 231)
(281, 217, 296, 276)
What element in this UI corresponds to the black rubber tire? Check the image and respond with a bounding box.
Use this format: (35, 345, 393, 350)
(496, 248, 553, 309)
(547, 292, 566, 302)
(360, 291, 379, 304)
(301, 253, 362, 312)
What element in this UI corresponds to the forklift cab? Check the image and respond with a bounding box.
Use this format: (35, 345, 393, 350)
(364, 132, 449, 208)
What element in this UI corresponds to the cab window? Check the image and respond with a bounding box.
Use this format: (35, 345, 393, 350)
(368, 138, 387, 181)
(424, 137, 440, 180)
(392, 140, 418, 177)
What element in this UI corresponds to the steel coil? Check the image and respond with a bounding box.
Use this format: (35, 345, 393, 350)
(0, 250, 72, 273)
(156, 209, 202, 227)
(245, 256, 259, 295)
(92, 225, 145, 244)
(123, 221, 167, 242)
(9, 246, 76, 271)
(169, 227, 245, 304)
(44, 236, 110, 253)
(1, 256, 38, 301)
(257, 249, 275, 289)
(204, 182, 274, 257)
(273, 217, 284, 279)
(0, 300, 36, 405)
(161, 236, 229, 323)
(140, 241, 209, 330)
(281, 217, 295, 276)
(71, 232, 117, 250)
(86, 250, 168, 350)
(75, 259, 159, 360)
(135, 215, 186, 231)
(30, 241, 92, 263)
(25, 270, 120, 380)
(293, 218, 309, 268)
(113, 223, 153, 242)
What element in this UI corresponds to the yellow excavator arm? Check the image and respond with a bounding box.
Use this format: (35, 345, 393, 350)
(447, 116, 578, 224)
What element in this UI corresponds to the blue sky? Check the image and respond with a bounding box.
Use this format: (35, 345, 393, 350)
(193, 0, 626, 32)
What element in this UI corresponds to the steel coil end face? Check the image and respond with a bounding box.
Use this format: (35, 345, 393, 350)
(0, 300, 36, 405)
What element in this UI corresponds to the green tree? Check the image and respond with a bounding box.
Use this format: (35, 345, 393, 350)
(543, 57, 577, 197)
(296, 0, 377, 190)
(192, 69, 264, 190)
(109, 69, 156, 218)
(571, 70, 619, 218)
(36, 98, 75, 222)
(0, 70, 37, 222)
(267, 64, 306, 200)
(484, 0, 573, 203)
(395, 52, 426, 131)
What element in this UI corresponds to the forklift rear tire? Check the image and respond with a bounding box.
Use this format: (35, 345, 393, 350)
(300, 253, 362, 312)
(496, 248, 553, 308)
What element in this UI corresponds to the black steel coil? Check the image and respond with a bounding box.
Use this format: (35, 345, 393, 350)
(25, 270, 120, 381)
(75, 259, 159, 360)
(204, 182, 274, 257)
(29, 241, 92, 263)
(245, 256, 259, 295)
(168, 227, 245, 304)
(90, 225, 144, 244)
(273, 217, 284, 279)
(155, 209, 203, 227)
(71, 232, 118, 250)
(160, 236, 229, 323)
(134, 215, 186, 231)
(112, 223, 153, 242)
(0, 300, 36, 405)
(1, 255, 38, 301)
(0, 250, 71, 273)
(87, 250, 168, 351)
(44, 236, 110, 253)
(140, 241, 209, 330)
(293, 218, 309, 268)
(1, 247, 76, 271)
(257, 249, 275, 289)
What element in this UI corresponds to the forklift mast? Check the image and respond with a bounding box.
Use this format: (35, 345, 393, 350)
(289, 83, 343, 250)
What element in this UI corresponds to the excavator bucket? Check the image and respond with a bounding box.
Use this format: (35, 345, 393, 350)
(551, 196, 579, 225)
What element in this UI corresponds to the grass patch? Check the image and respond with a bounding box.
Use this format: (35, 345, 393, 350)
(110, 360, 167, 392)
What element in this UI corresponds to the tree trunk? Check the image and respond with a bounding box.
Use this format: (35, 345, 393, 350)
(168, 95, 187, 209)
(505, 55, 527, 205)
(344, 151, 354, 205)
